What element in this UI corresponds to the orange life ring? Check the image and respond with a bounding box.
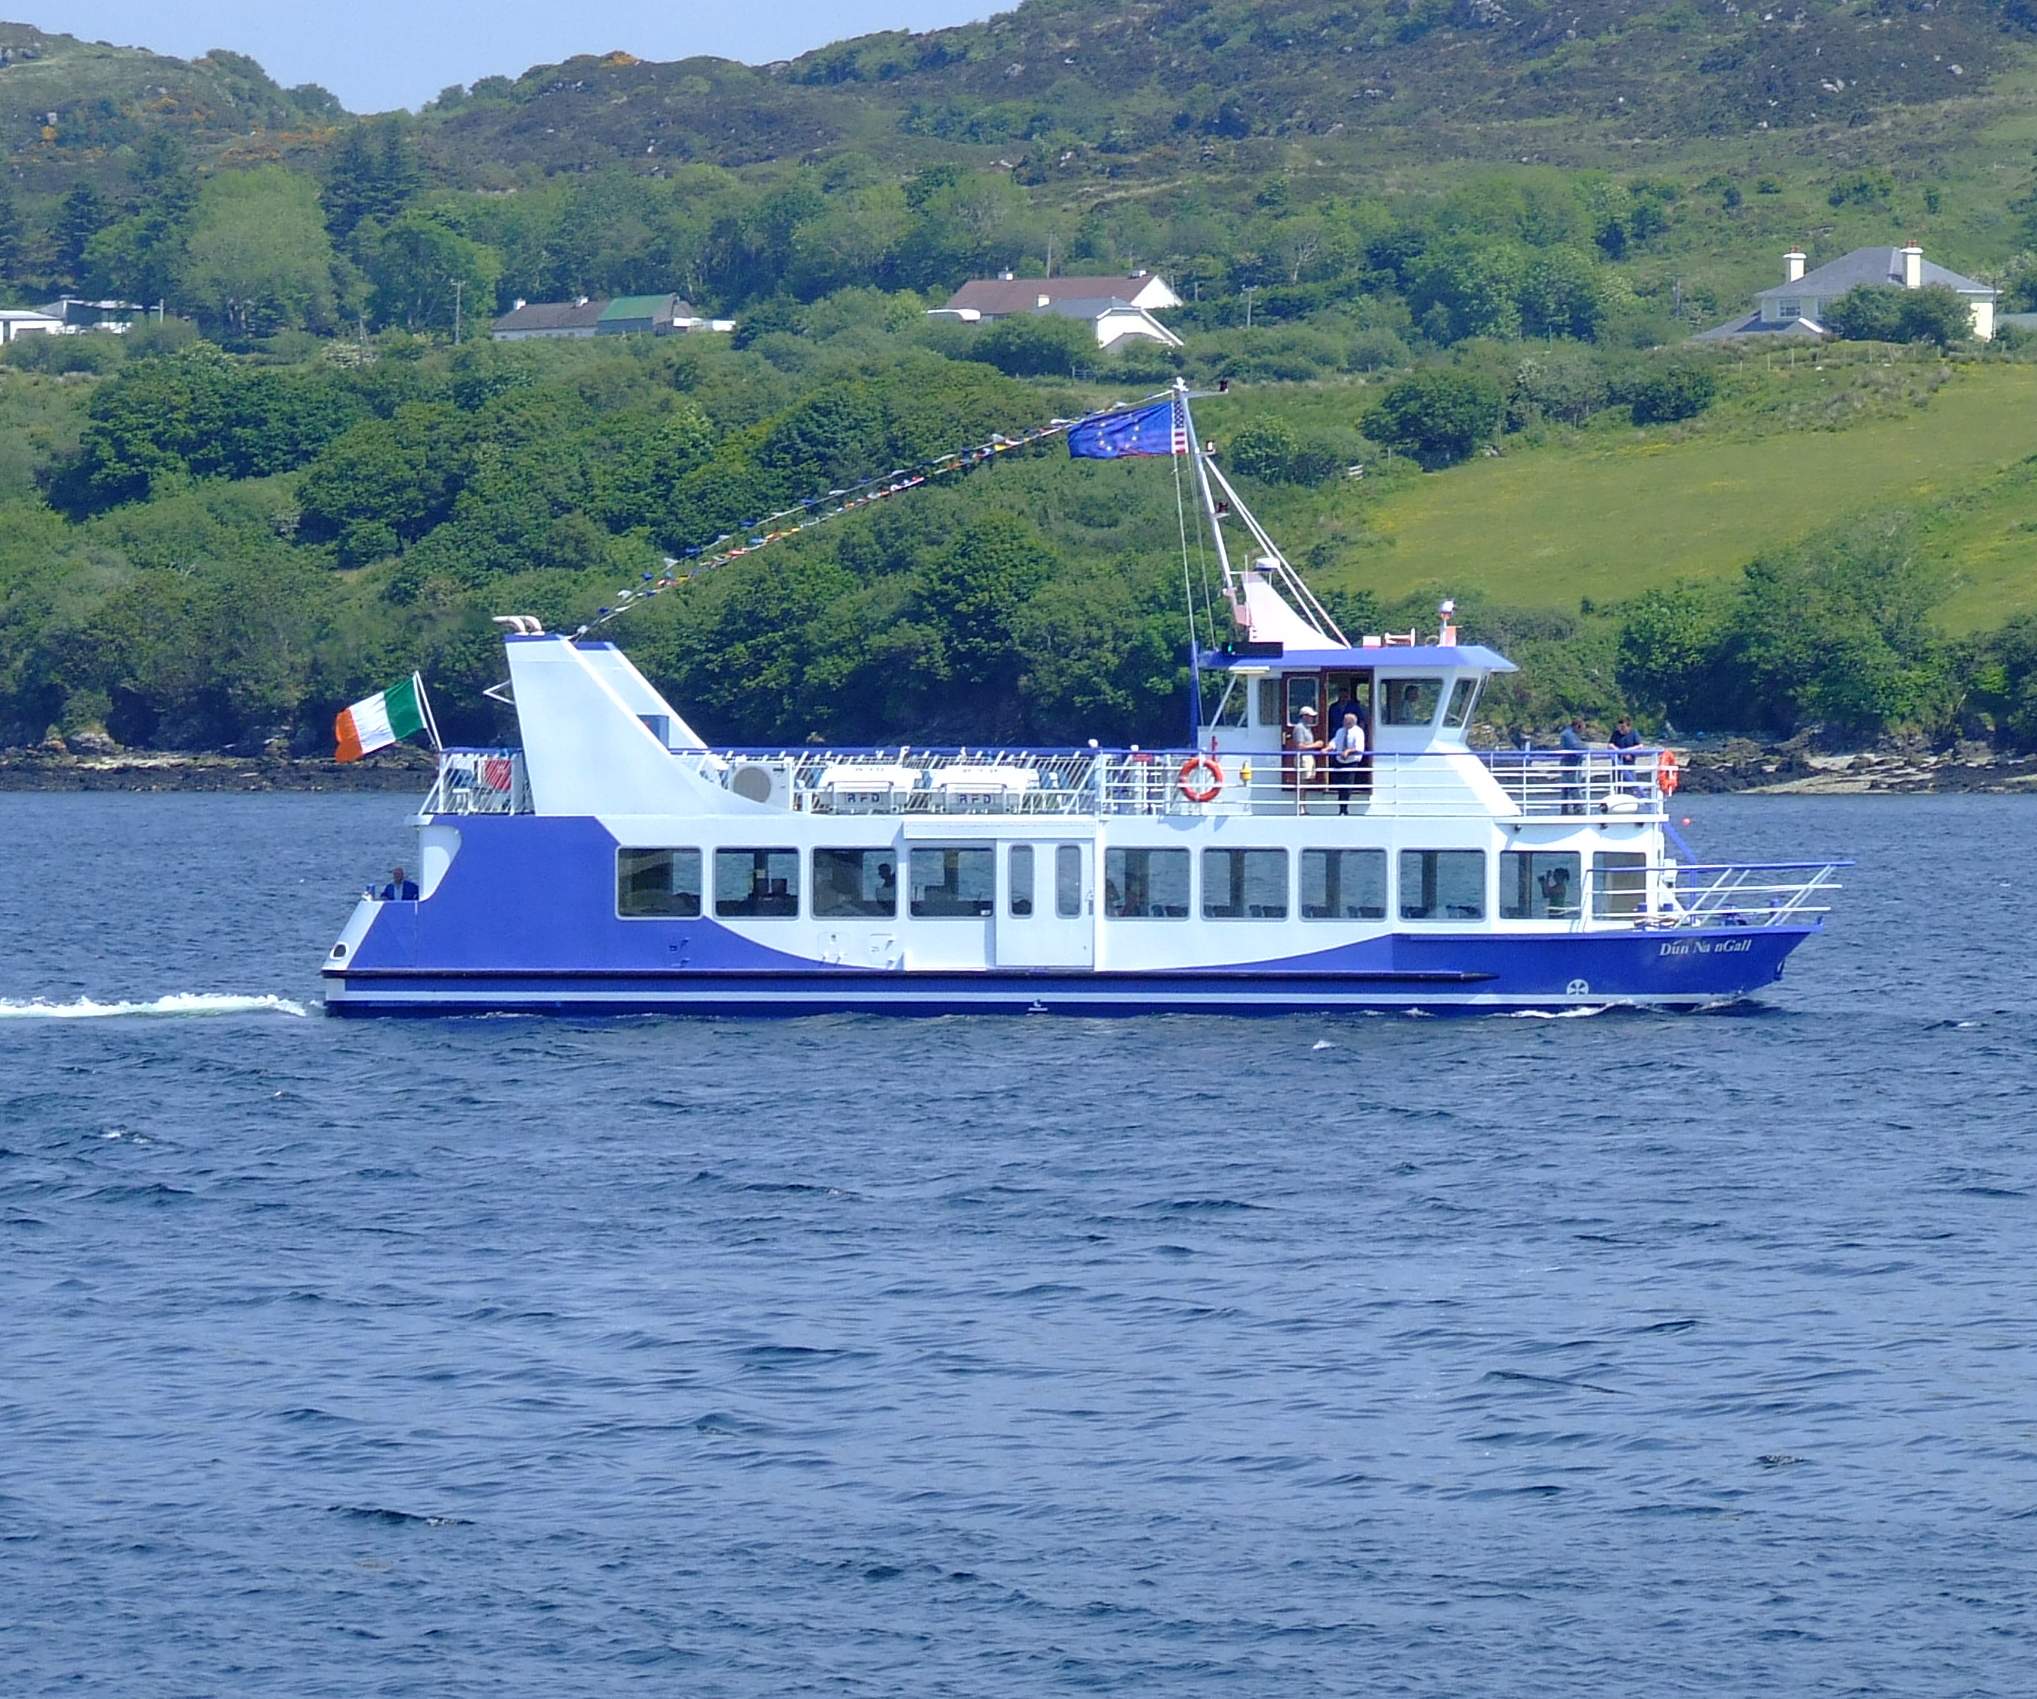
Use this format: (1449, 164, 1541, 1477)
(1657, 748, 1681, 796)
(1178, 755, 1223, 804)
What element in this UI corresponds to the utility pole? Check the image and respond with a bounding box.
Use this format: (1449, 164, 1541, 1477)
(452, 279, 464, 346)
(1243, 284, 1257, 330)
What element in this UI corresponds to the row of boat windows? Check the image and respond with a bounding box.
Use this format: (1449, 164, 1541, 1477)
(618, 846, 1647, 922)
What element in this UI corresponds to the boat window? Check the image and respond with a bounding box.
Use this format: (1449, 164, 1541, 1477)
(714, 847, 800, 918)
(1500, 850, 1581, 919)
(1300, 848, 1386, 920)
(1255, 679, 1282, 728)
(1056, 845, 1083, 917)
(1593, 850, 1649, 919)
(813, 847, 897, 918)
(1398, 849, 1485, 920)
(1009, 845, 1034, 917)
(1283, 676, 1321, 732)
(1444, 677, 1481, 729)
(1104, 847, 1189, 918)
(617, 848, 701, 918)
(910, 846, 995, 918)
(1202, 849, 1288, 920)
(1382, 678, 1443, 727)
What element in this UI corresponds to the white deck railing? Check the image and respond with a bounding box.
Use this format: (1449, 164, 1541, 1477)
(674, 745, 1674, 821)
(418, 744, 1680, 823)
(422, 748, 530, 816)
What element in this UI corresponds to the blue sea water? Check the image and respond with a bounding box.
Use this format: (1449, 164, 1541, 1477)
(2, 791, 2034, 1697)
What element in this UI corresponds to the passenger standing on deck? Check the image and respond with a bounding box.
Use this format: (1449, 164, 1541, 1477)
(1610, 713, 1643, 797)
(1328, 710, 1367, 814)
(1559, 717, 1589, 814)
(378, 865, 419, 901)
(1290, 703, 1322, 789)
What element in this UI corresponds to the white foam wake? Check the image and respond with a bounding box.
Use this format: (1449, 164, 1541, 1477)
(0, 993, 309, 1020)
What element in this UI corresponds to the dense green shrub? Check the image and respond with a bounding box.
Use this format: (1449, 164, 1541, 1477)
(1622, 357, 1716, 425)
(1365, 369, 1504, 463)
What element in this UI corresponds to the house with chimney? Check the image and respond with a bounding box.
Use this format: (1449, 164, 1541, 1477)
(1696, 243, 1999, 342)
(929, 271, 1184, 350)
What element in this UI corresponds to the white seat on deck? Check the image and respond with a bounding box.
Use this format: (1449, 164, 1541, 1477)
(818, 763, 921, 812)
(931, 765, 1039, 811)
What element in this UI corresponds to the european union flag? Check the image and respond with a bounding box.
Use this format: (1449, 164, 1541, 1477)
(1067, 400, 1188, 459)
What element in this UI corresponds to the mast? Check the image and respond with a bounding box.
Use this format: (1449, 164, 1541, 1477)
(1176, 377, 1347, 649)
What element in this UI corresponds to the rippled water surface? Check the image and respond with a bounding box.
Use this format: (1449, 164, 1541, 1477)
(3, 793, 2034, 1697)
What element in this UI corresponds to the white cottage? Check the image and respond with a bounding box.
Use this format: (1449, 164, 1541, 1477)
(1697, 243, 1999, 342)
(930, 271, 1185, 350)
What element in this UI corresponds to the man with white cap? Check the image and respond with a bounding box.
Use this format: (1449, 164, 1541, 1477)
(1290, 702, 1322, 790)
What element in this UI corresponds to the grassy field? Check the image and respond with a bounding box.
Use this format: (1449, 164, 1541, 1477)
(1307, 362, 2037, 632)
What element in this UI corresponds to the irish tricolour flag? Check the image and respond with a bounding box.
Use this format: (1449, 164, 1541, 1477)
(334, 673, 436, 763)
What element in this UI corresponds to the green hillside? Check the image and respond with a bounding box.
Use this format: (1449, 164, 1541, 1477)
(0, 21, 340, 190)
(4, 0, 2037, 756)
(1316, 361, 2037, 631)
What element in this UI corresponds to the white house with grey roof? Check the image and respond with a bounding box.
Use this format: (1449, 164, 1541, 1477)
(929, 271, 1184, 350)
(1696, 242, 1999, 342)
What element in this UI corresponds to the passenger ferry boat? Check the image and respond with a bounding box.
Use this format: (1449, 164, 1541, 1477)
(322, 387, 1843, 1017)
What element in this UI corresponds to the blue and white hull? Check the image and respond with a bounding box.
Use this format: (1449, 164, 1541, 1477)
(323, 805, 1827, 1020)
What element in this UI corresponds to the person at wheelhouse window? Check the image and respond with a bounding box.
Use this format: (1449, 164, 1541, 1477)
(376, 865, 419, 901)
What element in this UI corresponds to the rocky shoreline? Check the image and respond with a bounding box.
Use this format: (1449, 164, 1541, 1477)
(0, 747, 437, 792)
(3, 741, 2035, 795)
(1673, 739, 2037, 796)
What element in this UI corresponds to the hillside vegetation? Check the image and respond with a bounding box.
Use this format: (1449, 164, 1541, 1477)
(4, 0, 2037, 756)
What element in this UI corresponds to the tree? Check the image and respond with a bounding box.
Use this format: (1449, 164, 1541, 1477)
(1403, 238, 1526, 343)
(1616, 584, 1728, 723)
(1518, 246, 1608, 341)
(1624, 358, 1716, 425)
(54, 183, 109, 283)
(1366, 370, 1504, 464)
(1822, 284, 1906, 342)
(967, 313, 1095, 378)
(324, 118, 423, 242)
(176, 169, 340, 341)
(361, 207, 503, 335)
(0, 186, 23, 284)
(1227, 418, 1301, 482)
(1896, 284, 1973, 349)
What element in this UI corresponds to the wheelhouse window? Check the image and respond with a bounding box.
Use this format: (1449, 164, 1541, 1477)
(1444, 677, 1481, 730)
(1300, 848, 1386, 920)
(1500, 850, 1581, 919)
(715, 848, 800, 918)
(1382, 677, 1443, 727)
(1593, 850, 1649, 919)
(617, 848, 701, 918)
(1056, 845, 1083, 918)
(1202, 849, 1288, 920)
(1104, 847, 1189, 918)
(1399, 849, 1485, 920)
(910, 846, 995, 918)
(1255, 678, 1282, 729)
(813, 847, 896, 918)
(1009, 845, 1035, 917)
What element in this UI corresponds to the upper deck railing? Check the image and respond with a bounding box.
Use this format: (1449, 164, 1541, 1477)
(420, 744, 1676, 821)
(674, 744, 1674, 821)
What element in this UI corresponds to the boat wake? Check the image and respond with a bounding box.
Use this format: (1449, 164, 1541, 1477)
(0, 993, 309, 1021)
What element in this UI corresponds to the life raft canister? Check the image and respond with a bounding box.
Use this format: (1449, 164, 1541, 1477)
(1178, 754, 1223, 804)
(1657, 748, 1681, 795)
